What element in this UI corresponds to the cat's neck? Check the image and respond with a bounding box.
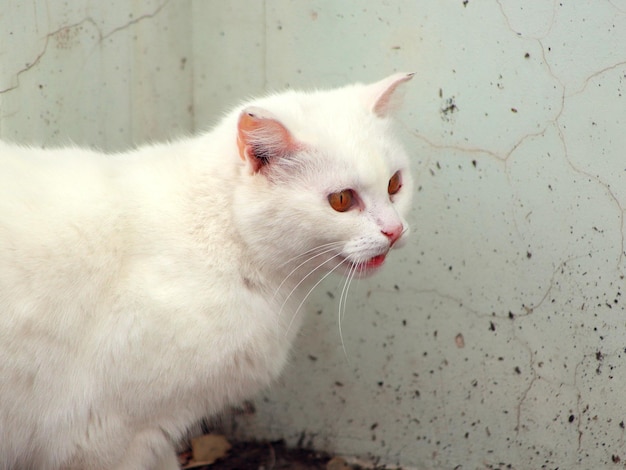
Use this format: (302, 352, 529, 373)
(134, 134, 324, 300)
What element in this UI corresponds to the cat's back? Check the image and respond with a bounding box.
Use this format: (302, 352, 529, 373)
(0, 136, 239, 325)
(0, 140, 131, 314)
(0, 141, 118, 218)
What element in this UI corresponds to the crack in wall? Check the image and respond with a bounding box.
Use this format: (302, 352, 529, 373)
(0, 0, 170, 95)
(495, 0, 559, 40)
(101, 0, 171, 41)
(403, 4, 626, 465)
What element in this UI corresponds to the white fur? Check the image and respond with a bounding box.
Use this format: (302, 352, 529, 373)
(0, 75, 413, 469)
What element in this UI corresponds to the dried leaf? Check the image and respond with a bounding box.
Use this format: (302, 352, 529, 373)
(326, 456, 351, 470)
(181, 434, 231, 468)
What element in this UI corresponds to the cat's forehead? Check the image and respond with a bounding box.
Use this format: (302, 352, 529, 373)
(248, 86, 408, 185)
(305, 113, 405, 192)
(263, 89, 395, 149)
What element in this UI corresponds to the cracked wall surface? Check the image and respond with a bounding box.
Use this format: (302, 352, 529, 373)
(0, 0, 191, 150)
(207, 2, 626, 468)
(3, 1, 626, 468)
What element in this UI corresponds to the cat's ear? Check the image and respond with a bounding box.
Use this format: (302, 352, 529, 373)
(365, 72, 415, 118)
(236, 106, 300, 173)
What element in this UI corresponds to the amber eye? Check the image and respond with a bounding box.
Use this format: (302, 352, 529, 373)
(328, 189, 354, 212)
(388, 171, 402, 196)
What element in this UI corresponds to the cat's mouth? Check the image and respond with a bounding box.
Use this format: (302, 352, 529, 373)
(363, 254, 386, 269)
(342, 253, 387, 275)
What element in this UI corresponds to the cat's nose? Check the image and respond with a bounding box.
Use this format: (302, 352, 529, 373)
(381, 225, 403, 246)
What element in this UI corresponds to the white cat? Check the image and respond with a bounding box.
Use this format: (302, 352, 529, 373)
(0, 73, 414, 469)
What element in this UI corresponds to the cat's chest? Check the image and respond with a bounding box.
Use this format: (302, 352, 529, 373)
(114, 264, 299, 380)
(98, 222, 306, 409)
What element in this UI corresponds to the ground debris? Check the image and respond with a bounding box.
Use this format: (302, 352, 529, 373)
(177, 436, 387, 469)
(181, 434, 232, 468)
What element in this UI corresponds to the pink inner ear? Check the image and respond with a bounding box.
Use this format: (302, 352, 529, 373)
(371, 72, 415, 118)
(236, 107, 299, 173)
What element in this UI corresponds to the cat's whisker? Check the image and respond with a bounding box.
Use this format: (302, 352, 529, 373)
(337, 261, 357, 361)
(277, 241, 344, 269)
(272, 243, 344, 300)
(273, 248, 342, 305)
(338, 262, 355, 323)
(277, 251, 344, 320)
(284, 255, 347, 336)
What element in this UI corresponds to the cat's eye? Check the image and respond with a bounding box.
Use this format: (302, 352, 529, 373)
(328, 189, 354, 212)
(388, 171, 402, 196)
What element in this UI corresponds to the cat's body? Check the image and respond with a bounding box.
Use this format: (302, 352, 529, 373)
(0, 74, 413, 469)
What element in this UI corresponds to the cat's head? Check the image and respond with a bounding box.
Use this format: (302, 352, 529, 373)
(232, 73, 414, 282)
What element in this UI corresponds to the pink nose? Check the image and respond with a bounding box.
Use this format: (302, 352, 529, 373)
(382, 225, 403, 246)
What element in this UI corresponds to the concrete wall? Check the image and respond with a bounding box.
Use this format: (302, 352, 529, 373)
(0, 0, 192, 149)
(3, 1, 626, 468)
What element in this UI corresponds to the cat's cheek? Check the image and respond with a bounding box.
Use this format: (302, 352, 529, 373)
(392, 194, 412, 218)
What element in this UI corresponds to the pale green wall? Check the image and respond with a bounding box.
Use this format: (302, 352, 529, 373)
(3, 2, 626, 468)
(1, 0, 193, 149)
